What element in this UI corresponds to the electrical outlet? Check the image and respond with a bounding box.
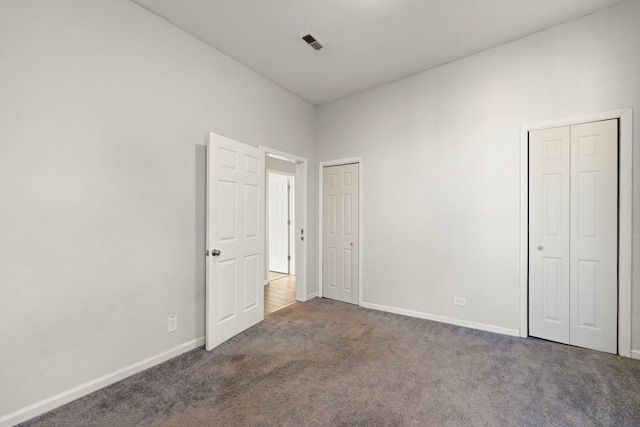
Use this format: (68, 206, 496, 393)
(453, 297, 467, 306)
(168, 315, 178, 333)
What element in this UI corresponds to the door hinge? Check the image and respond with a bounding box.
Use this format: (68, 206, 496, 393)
(206, 249, 209, 256)
(287, 220, 291, 225)
(287, 185, 291, 190)
(288, 255, 291, 261)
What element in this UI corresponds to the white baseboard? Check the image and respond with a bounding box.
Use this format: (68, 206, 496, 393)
(360, 301, 520, 337)
(305, 291, 318, 301)
(631, 350, 640, 360)
(0, 337, 205, 427)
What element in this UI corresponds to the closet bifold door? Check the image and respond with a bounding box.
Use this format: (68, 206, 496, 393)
(529, 119, 618, 354)
(569, 119, 618, 354)
(529, 126, 571, 345)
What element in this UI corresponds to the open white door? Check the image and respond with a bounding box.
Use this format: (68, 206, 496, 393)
(206, 132, 264, 351)
(268, 174, 290, 274)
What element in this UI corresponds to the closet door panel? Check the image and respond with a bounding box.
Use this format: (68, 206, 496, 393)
(569, 119, 618, 354)
(529, 126, 571, 344)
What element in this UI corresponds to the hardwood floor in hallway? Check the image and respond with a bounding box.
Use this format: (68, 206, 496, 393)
(264, 274, 296, 315)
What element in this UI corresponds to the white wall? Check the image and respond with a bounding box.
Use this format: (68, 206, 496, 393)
(0, 0, 316, 421)
(317, 1, 640, 344)
(2, 0, 639, 423)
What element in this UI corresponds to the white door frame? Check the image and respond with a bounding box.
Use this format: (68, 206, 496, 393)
(260, 146, 308, 302)
(318, 157, 363, 305)
(267, 170, 294, 275)
(519, 108, 633, 357)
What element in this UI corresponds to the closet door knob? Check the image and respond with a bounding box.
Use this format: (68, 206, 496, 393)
(537, 246, 544, 251)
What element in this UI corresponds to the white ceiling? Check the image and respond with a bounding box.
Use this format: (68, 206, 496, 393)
(131, 0, 624, 105)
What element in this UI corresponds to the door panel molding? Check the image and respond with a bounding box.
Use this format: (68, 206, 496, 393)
(318, 157, 363, 305)
(520, 109, 633, 357)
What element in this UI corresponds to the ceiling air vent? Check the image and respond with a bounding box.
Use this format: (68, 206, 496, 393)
(301, 33, 323, 51)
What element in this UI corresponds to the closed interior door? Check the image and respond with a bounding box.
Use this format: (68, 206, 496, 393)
(206, 132, 264, 351)
(268, 174, 290, 274)
(323, 163, 359, 304)
(529, 119, 618, 353)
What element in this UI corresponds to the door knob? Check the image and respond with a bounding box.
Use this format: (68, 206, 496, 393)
(211, 249, 221, 256)
(537, 246, 544, 251)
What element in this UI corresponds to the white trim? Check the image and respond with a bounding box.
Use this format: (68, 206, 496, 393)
(631, 350, 640, 360)
(266, 168, 295, 177)
(358, 160, 364, 306)
(0, 338, 204, 427)
(519, 123, 529, 338)
(288, 176, 295, 276)
(519, 108, 633, 357)
(318, 157, 363, 304)
(259, 146, 308, 302)
(260, 146, 307, 164)
(361, 302, 520, 337)
(306, 291, 319, 299)
(617, 110, 633, 358)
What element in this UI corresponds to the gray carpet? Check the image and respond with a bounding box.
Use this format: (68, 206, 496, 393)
(20, 298, 640, 426)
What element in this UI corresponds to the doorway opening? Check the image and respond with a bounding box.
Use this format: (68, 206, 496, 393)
(266, 169, 296, 314)
(260, 147, 308, 315)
